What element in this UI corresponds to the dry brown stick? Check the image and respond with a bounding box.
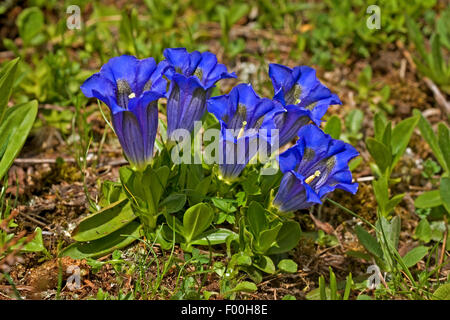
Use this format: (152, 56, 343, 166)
(18, 211, 47, 228)
(423, 77, 450, 117)
(398, 42, 450, 117)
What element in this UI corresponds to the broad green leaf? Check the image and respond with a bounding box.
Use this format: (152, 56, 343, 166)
(72, 198, 136, 241)
(232, 252, 252, 266)
(257, 223, 282, 253)
(372, 175, 389, 213)
(190, 228, 236, 246)
(366, 138, 391, 173)
(391, 116, 419, 168)
(278, 259, 298, 273)
(345, 109, 364, 135)
(59, 221, 141, 259)
(433, 283, 450, 300)
(253, 255, 275, 274)
(188, 175, 211, 205)
(0, 101, 38, 180)
(402, 246, 429, 268)
(160, 193, 186, 213)
(183, 203, 214, 244)
(16, 7, 44, 46)
(415, 218, 432, 243)
(266, 221, 302, 255)
(440, 177, 450, 213)
(246, 201, 267, 237)
(324, 115, 342, 139)
(231, 281, 257, 293)
(374, 112, 387, 142)
(414, 190, 442, 208)
(0, 57, 20, 123)
(14, 227, 45, 252)
(355, 225, 383, 259)
(438, 123, 450, 174)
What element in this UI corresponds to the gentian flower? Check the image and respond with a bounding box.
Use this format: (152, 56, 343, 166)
(80, 55, 168, 170)
(207, 83, 284, 180)
(273, 124, 358, 212)
(269, 63, 341, 147)
(163, 48, 236, 139)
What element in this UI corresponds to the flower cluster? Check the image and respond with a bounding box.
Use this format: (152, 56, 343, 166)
(81, 49, 358, 213)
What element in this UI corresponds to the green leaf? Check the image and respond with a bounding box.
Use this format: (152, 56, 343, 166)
(231, 281, 257, 293)
(415, 219, 432, 243)
(414, 190, 442, 208)
(324, 115, 342, 139)
(440, 177, 450, 213)
(266, 221, 302, 255)
(385, 193, 404, 215)
(16, 7, 44, 46)
(355, 225, 383, 259)
(413, 110, 447, 172)
(345, 109, 364, 135)
(366, 138, 392, 173)
(372, 175, 389, 213)
(374, 112, 387, 142)
(0, 101, 38, 180)
(183, 203, 214, 244)
(278, 259, 298, 273)
(160, 193, 186, 213)
(433, 283, 450, 300)
(188, 176, 211, 205)
(72, 198, 136, 242)
(0, 57, 20, 123)
(59, 221, 141, 259)
(16, 227, 45, 252)
(253, 255, 275, 274)
(402, 246, 429, 268)
(390, 116, 419, 168)
(438, 123, 450, 174)
(257, 223, 282, 253)
(246, 201, 267, 237)
(430, 33, 443, 76)
(190, 228, 236, 246)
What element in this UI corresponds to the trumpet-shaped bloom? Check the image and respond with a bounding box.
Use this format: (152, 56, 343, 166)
(273, 125, 358, 212)
(80, 55, 168, 169)
(208, 83, 284, 179)
(163, 48, 236, 138)
(269, 63, 341, 146)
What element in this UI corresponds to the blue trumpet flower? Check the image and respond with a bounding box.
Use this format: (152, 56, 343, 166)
(208, 83, 284, 180)
(273, 124, 358, 212)
(80, 55, 168, 169)
(163, 48, 236, 139)
(269, 63, 341, 146)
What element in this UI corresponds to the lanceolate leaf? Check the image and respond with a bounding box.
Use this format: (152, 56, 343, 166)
(182, 203, 214, 244)
(355, 225, 383, 259)
(0, 57, 20, 123)
(0, 100, 38, 180)
(438, 123, 450, 173)
(390, 115, 419, 168)
(415, 190, 443, 209)
(60, 221, 141, 259)
(402, 246, 429, 268)
(413, 110, 448, 173)
(72, 198, 136, 241)
(440, 177, 450, 213)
